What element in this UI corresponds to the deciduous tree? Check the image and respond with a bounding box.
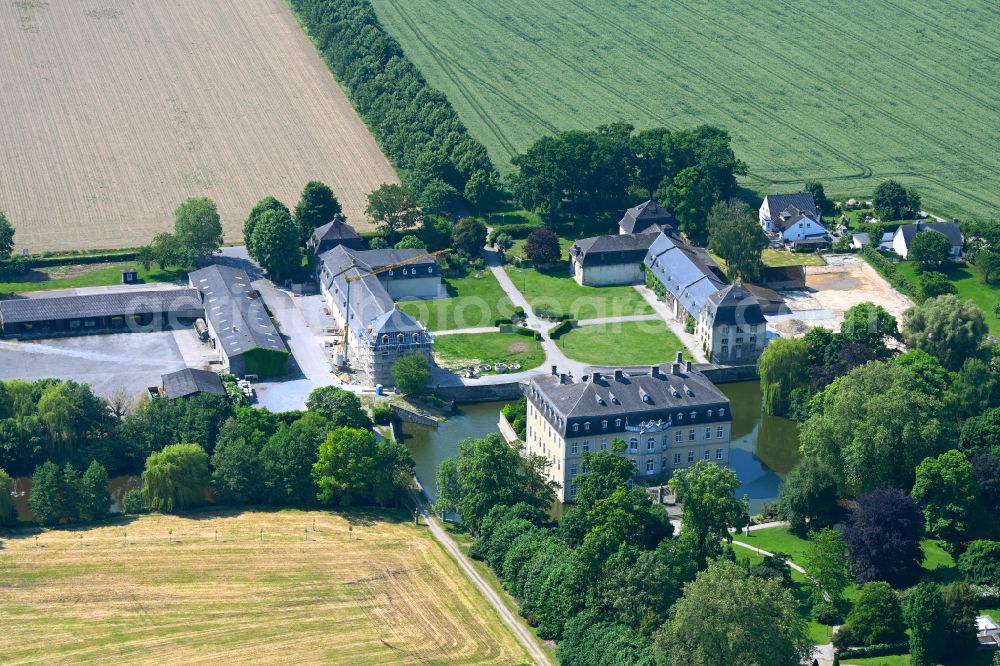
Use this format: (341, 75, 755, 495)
(142, 443, 210, 512)
(293, 181, 341, 241)
(903, 294, 989, 371)
(758, 337, 810, 417)
(0, 467, 18, 526)
(910, 230, 953, 269)
(904, 582, 947, 666)
(259, 413, 328, 506)
(652, 559, 812, 666)
(0, 211, 14, 260)
(250, 208, 301, 279)
(844, 488, 924, 587)
(524, 228, 561, 265)
(911, 450, 979, 560)
(174, 197, 223, 261)
(957, 539, 1000, 586)
(391, 353, 431, 397)
(668, 461, 747, 566)
(305, 386, 372, 429)
(451, 217, 487, 256)
(244, 196, 289, 258)
(778, 457, 840, 535)
(942, 582, 979, 658)
(706, 200, 767, 282)
(313, 428, 414, 507)
(805, 181, 832, 216)
(873, 180, 918, 221)
(365, 184, 421, 244)
(802, 528, 851, 605)
(845, 582, 905, 646)
(840, 302, 897, 351)
(79, 460, 110, 521)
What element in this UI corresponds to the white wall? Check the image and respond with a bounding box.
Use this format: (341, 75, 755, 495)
(781, 217, 826, 242)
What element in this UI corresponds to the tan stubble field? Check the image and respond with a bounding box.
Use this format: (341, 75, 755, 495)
(0, 0, 398, 253)
(0, 510, 530, 665)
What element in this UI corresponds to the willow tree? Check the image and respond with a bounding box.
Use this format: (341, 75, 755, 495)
(142, 443, 210, 512)
(758, 337, 809, 416)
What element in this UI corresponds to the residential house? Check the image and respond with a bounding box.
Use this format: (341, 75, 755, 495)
(759, 192, 820, 233)
(696, 285, 767, 363)
(891, 221, 964, 259)
(618, 200, 676, 235)
(317, 245, 440, 385)
(524, 356, 732, 502)
(569, 233, 658, 286)
(769, 206, 828, 246)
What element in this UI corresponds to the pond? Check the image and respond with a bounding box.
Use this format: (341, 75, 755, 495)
(402, 381, 800, 514)
(12, 475, 141, 522)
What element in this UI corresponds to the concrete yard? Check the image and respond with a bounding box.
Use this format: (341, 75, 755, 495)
(768, 254, 913, 336)
(0, 329, 217, 399)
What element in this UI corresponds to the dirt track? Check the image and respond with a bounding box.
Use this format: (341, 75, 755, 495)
(0, 0, 397, 252)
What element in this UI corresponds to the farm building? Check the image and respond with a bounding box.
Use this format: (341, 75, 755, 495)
(188, 265, 289, 378)
(307, 214, 365, 255)
(759, 192, 820, 233)
(569, 233, 658, 286)
(0, 287, 202, 338)
(317, 245, 439, 385)
(160, 368, 226, 399)
(643, 232, 727, 322)
(618, 200, 676, 235)
(891, 221, 964, 259)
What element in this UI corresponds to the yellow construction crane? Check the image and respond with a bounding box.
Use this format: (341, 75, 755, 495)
(327, 248, 450, 369)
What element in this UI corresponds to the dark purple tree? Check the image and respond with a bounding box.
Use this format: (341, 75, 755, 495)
(524, 228, 562, 266)
(844, 488, 925, 587)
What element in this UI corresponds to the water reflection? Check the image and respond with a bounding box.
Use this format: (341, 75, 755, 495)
(402, 381, 801, 514)
(12, 475, 141, 522)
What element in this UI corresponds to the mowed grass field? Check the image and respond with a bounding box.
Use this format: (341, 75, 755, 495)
(372, 0, 1000, 220)
(0, 0, 398, 253)
(0, 510, 529, 665)
(557, 321, 692, 366)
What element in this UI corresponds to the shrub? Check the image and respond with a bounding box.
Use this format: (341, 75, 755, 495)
(494, 223, 538, 240)
(811, 601, 841, 625)
(121, 488, 148, 515)
(514, 326, 542, 340)
(550, 320, 575, 340)
(494, 317, 512, 326)
(958, 540, 1000, 585)
(837, 642, 909, 659)
(372, 403, 396, 426)
(392, 353, 432, 397)
(524, 228, 562, 265)
(845, 582, 906, 646)
(917, 271, 957, 301)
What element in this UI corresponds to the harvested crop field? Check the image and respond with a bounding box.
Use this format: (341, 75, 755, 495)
(0, 0, 397, 253)
(372, 0, 1000, 220)
(0, 510, 528, 665)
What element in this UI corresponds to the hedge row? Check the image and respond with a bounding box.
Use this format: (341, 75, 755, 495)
(860, 247, 915, 297)
(491, 223, 538, 239)
(288, 0, 498, 204)
(28, 250, 140, 268)
(514, 326, 542, 341)
(838, 642, 909, 659)
(550, 320, 576, 340)
(534, 308, 572, 321)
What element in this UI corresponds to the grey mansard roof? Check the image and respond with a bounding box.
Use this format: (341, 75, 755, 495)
(527, 362, 730, 431)
(618, 200, 676, 235)
(643, 233, 725, 318)
(570, 233, 658, 266)
(701, 285, 766, 327)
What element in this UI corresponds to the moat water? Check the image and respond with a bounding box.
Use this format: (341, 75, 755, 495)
(402, 381, 801, 514)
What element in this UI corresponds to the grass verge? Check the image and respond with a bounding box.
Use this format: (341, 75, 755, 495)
(0, 262, 187, 295)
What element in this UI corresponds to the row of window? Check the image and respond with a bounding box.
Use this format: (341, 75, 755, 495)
(567, 427, 726, 455)
(387, 266, 435, 276)
(567, 448, 726, 486)
(568, 408, 726, 433)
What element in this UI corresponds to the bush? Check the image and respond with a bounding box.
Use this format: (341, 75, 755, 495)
(846, 582, 906, 646)
(524, 228, 562, 265)
(494, 317, 512, 326)
(372, 403, 396, 426)
(392, 353, 432, 396)
(494, 223, 538, 240)
(837, 642, 909, 659)
(0, 256, 30, 280)
(958, 540, 1000, 585)
(121, 488, 148, 515)
(811, 601, 841, 625)
(550, 320, 575, 340)
(534, 308, 571, 321)
(917, 271, 957, 301)
(514, 326, 542, 341)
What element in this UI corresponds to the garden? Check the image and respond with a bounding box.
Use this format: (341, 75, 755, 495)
(895, 260, 1000, 336)
(398, 269, 514, 331)
(507, 266, 653, 320)
(0, 260, 186, 295)
(555, 321, 692, 367)
(432, 331, 544, 374)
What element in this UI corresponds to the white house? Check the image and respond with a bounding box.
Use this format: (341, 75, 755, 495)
(769, 207, 828, 244)
(759, 192, 819, 233)
(892, 221, 964, 259)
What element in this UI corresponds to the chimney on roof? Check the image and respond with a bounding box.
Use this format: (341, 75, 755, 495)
(551, 365, 558, 376)
(672, 362, 681, 376)
(593, 371, 602, 383)
(613, 369, 624, 382)
(649, 365, 659, 378)
(685, 360, 692, 372)
(675, 351, 683, 364)
(559, 373, 568, 385)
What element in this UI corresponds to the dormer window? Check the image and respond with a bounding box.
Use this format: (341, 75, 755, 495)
(708, 409, 713, 418)
(690, 411, 696, 420)
(402, 268, 408, 275)
(677, 413, 683, 421)
(382, 334, 389, 345)
(615, 419, 622, 427)
(573, 424, 579, 433)
(427, 266, 433, 274)
(602, 420, 608, 429)
(412, 333, 420, 343)
(397, 334, 404, 345)
(719, 408, 725, 417)
(584, 422, 590, 431)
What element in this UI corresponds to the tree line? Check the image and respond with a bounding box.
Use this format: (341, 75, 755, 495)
(0, 383, 415, 526)
(287, 0, 501, 212)
(507, 123, 746, 242)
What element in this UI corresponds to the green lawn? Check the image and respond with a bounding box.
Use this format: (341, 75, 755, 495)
(895, 260, 1000, 336)
(509, 235, 575, 262)
(433, 331, 544, 373)
(762, 248, 826, 267)
(507, 267, 653, 319)
(557, 320, 692, 366)
(849, 652, 996, 666)
(398, 270, 514, 330)
(372, 0, 1000, 221)
(0, 262, 187, 295)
